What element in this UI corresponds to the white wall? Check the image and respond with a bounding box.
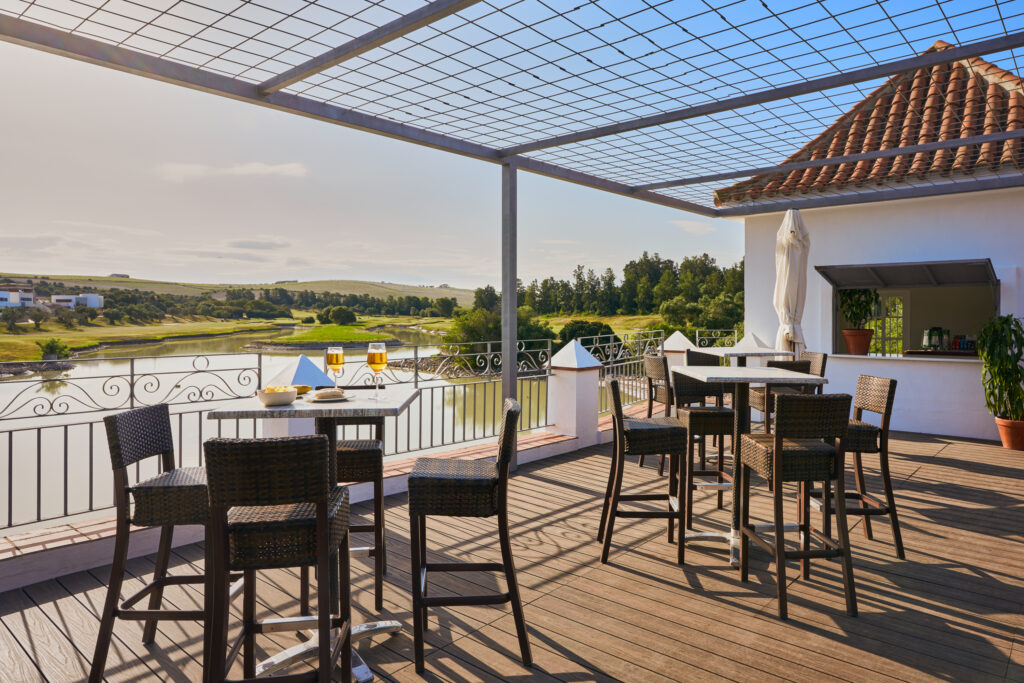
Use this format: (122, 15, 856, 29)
(743, 187, 1024, 441)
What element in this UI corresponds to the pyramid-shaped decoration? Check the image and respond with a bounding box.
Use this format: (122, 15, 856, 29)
(664, 330, 698, 352)
(715, 41, 1024, 206)
(548, 339, 603, 370)
(733, 333, 772, 351)
(264, 354, 335, 389)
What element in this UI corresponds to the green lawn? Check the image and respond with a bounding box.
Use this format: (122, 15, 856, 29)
(0, 272, 474, 304)
(0, 317, 281, 361)
(272, 324, 392, 344)
(537, 313, 663, 335)
(358, 314, 454, 333)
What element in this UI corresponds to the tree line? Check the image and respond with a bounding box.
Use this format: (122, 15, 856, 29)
(463, 252, 744, 331)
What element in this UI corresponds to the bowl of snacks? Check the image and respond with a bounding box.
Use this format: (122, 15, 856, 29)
(256, 385, 298, 406)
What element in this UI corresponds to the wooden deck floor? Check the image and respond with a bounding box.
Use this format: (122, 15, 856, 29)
(1, 432, 1023, 682)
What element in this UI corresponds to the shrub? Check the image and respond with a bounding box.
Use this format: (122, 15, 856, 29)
(329, 306, 357, 325)
(1, 307, 25, 333)
(301, 316, 315, 324)
(55, 307, 77, 329)
(36, 337, 71, 359)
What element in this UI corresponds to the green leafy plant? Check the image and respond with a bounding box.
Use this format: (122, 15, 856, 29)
(35, 337, 71, 360)
(837, 289, 880, 329)
(978, 314, 1024, 421)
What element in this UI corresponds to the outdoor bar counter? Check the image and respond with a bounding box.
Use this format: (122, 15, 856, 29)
(825, 353, 993, 442)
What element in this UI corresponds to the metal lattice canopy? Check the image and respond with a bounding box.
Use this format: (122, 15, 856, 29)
(4, 0, 1024, 217)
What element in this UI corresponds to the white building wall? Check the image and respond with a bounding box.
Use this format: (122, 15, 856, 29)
(743, 187, 1024, 441)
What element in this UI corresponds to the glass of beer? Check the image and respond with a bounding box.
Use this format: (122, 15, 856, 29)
(326, 347, 345, 388)
(366, 342, 387, 400)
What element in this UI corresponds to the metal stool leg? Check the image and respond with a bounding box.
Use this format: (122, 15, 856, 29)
(879, 447, 906, 559)
(142, 524, 173, 644)
(499, 507, 532, 667)
(410, 513, 425, 673)
(852, 451, 873, 540)
(88, 516, 130, 683)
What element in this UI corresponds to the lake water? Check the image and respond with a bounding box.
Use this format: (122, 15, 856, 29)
(0, 325, 549, 531)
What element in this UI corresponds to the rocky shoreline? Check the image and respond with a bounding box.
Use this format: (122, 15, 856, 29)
(67, 327, 280, 357)
(0, 360, 76, 377)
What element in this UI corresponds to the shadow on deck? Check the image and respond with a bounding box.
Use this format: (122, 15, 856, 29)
(1, 431, 1022, 681)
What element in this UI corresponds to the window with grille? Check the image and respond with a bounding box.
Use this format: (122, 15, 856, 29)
(867, 296, 904, 357)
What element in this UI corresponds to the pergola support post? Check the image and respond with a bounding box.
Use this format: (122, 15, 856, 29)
(501, 160, 519, 469)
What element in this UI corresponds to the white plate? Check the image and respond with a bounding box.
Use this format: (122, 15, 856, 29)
(307, 396, 350, 403)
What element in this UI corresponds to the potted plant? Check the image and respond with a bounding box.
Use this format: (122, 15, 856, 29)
(837, 288, 880, 355)
(978, 314, 1024, 450)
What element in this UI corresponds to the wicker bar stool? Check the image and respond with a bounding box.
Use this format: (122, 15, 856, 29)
(599, 379, 687, 564)
(407, 399, 531, 673)
(91, 404, 229, 683)
(686, 348, 730, 448)
(671, 370, 734, 562)
(814, 374, 904, 558)
(298, 417, 386, 613)
(204, 435, 351, 683)
(738, 393, 857, 620)
(749, 358, 812, 432)
(641, 355, 688, 474)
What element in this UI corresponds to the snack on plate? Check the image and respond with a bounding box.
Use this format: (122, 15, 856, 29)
(314, 388, 346, 400)
(292, 384, 312, 395)
(256, 387, 298, 406)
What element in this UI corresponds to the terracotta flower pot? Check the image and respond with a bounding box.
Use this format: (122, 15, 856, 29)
(994, 417, 1024, 450)
(841, 328, 874, 355)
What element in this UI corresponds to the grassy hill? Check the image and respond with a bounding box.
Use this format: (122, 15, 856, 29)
(0, 273, 474, 305)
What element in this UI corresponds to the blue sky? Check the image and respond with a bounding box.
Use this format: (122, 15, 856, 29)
(0, 40, 741, 289)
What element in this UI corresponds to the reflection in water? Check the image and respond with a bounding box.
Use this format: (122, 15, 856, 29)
(0, 324, 555, 531)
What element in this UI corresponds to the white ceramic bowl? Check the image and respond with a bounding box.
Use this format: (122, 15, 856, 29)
(256, 388, 298, 406)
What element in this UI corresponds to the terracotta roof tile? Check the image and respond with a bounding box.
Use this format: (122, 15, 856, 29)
(714, 41, 1024, 206)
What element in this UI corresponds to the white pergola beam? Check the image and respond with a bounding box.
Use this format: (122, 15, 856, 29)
(258, 0, 484, 95)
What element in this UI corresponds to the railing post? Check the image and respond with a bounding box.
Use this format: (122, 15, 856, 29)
(256, 352, 262, 388)
(547, 340, 602, 447)
(413, 345, 420, 388)
(129, 358, 135, 408)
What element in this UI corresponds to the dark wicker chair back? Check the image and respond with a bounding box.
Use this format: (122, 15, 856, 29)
(104, 404, 174, 471)
(495, 398, 522, 468)
(204, 435, 331, 508)
(608, 378, 625, 430)
(766, 359, 812, 374)
(671, 370, 721, 405)
(774, 394, 852, 440)
(800, 351, 828, 377)
(686, 349, 720, 366)
(643, 355, 669, 382)
(854, 374, 897, 417)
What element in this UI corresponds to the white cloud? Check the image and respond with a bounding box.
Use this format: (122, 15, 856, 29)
(227, 238, 291, 250)
(672, 219, 718, 235)
(53, 219, 158, 236)
(155, 162, 308, 183)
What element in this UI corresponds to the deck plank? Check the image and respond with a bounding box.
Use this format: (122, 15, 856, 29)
(1, 431, 1022, 682)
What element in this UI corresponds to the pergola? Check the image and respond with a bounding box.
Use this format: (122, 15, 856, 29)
(3, 0, 1024, 406)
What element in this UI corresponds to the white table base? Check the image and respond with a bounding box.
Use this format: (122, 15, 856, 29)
(255, 620, 403, 681)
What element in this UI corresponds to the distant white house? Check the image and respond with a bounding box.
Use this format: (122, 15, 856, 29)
(51, 293, 105, 309)
(0, 287, 35, 308)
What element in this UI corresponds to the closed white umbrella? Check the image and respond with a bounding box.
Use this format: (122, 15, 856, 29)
(773, 208, 810, 355)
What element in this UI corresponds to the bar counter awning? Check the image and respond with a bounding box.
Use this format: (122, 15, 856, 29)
(814, 258, 999, 290)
